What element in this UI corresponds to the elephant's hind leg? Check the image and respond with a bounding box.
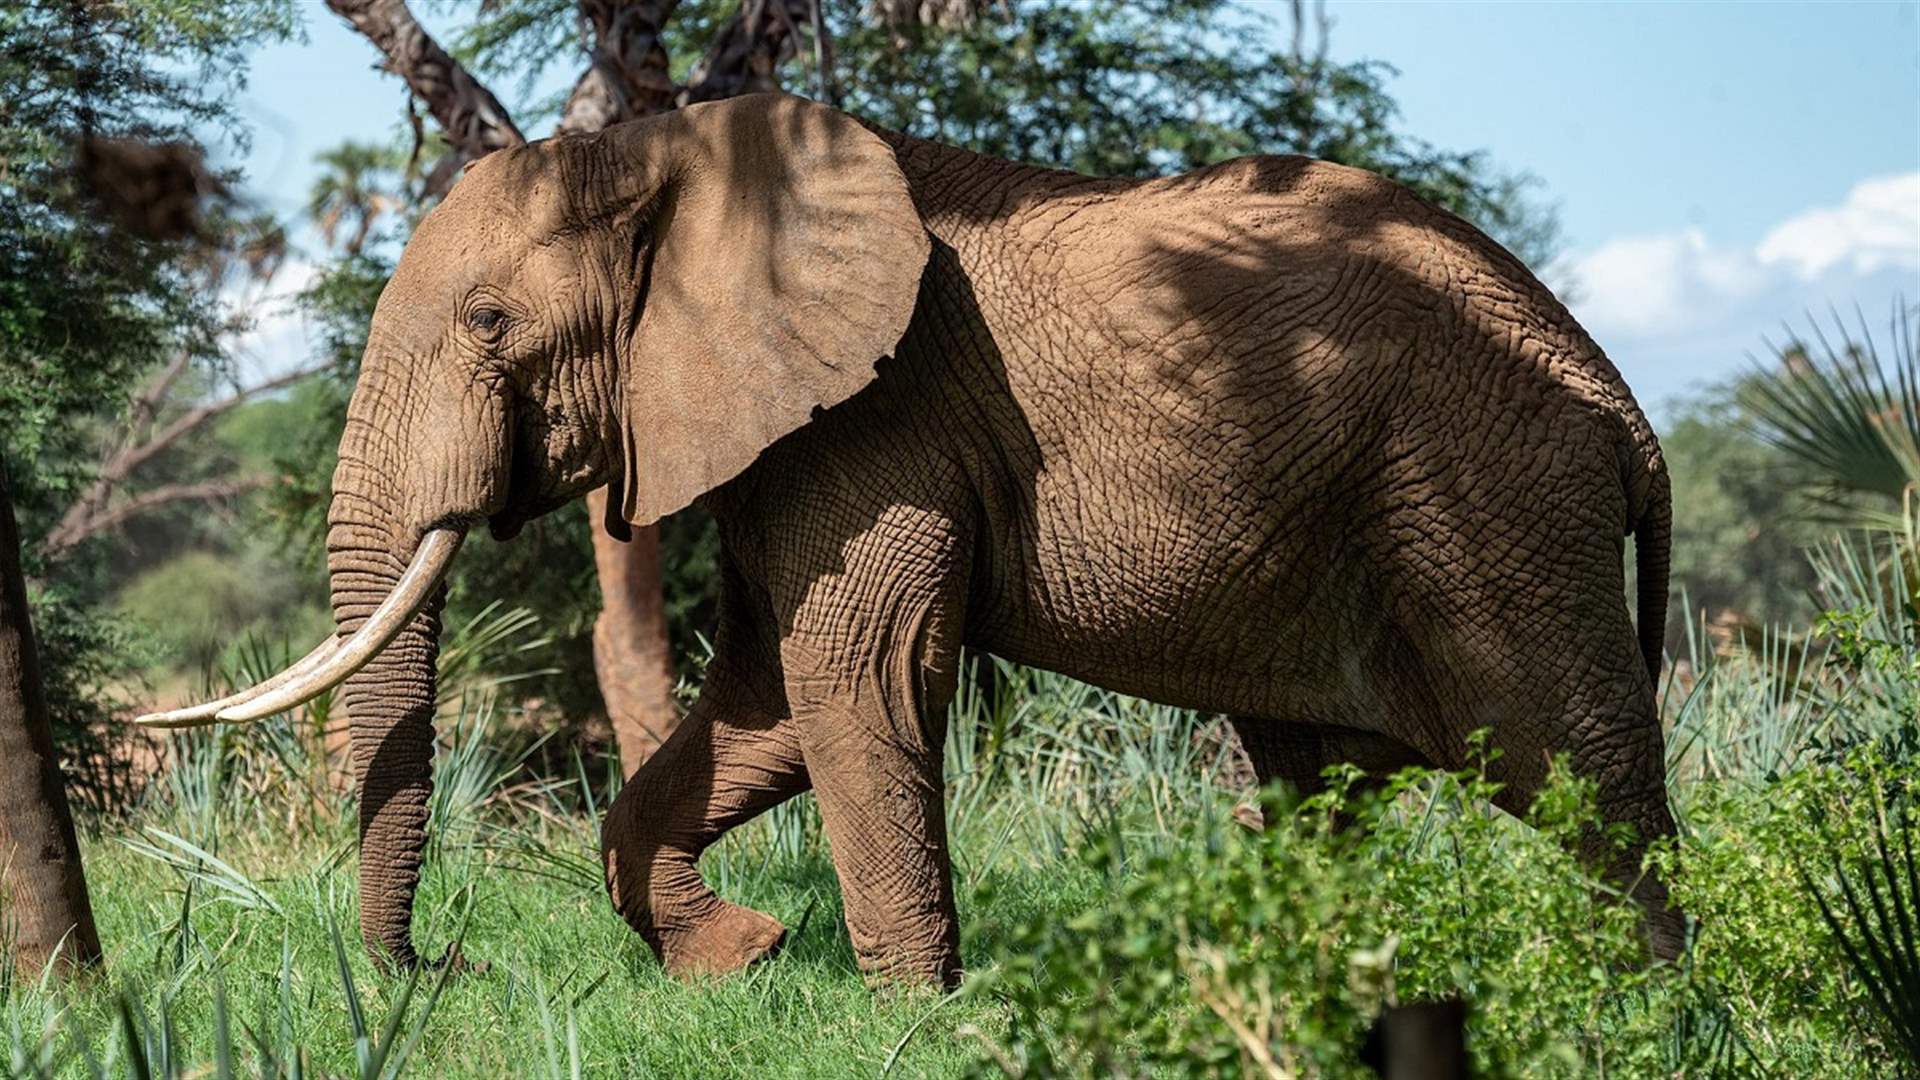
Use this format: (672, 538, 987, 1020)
(601, 663, 808, 979)
(1230, 717, 1430, 797)
(1401, 540, 1683, 958)
(1488, 664, 1683, 960)
(1228, 718, 1430, 829)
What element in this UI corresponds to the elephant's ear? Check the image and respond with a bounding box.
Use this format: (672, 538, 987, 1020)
(603, 93, 930, 527)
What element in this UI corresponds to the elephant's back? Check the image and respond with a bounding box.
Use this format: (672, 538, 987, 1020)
(942, 150, 1656, 712)
(1014, 150, 1651, 503)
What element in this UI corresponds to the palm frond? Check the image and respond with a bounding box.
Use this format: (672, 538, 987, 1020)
(1804, 773, 1920, 1067)
(1741, 303, 1920, 529)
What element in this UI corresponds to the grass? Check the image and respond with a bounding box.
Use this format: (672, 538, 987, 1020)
(6, 594, 1919, 1076)
(44, 833, 1017, 1076)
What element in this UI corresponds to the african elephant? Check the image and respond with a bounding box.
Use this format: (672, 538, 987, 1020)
(143, 93, 1680, 985)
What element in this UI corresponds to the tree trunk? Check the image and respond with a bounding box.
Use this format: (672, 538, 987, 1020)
(0, 466, 103, 978)
(586, 489, 677, 775)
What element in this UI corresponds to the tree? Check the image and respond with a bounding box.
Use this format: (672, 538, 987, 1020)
(823, 0, 1559, 266)
(308, 142, 410, 257)
(1741, 307, 1920, 532)
(0, 0, 296, 972)
(0, 468, 102, 977)
(1660, 382, 1821, 642)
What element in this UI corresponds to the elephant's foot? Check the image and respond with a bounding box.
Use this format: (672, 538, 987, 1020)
(854, 942, 963, 992)
(656, 901, 787, 979)
(1596, 838, 1685, 963)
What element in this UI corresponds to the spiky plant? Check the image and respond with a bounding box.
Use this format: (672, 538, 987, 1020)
(1741, 304, 1920, 531)
(1805, 770, 1920, 1071)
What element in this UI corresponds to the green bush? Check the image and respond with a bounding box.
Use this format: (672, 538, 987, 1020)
(978, 749, 1681, 1078)
(972, 736, 1916, 1078)
(116, 549, 329, 678)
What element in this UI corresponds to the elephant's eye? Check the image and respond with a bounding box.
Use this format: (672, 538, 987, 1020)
(467, 306, 510, 340)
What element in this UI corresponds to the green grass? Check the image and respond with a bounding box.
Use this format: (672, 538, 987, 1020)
(7, 623, 1918, 1076)
(46, 830, 1029, 1077)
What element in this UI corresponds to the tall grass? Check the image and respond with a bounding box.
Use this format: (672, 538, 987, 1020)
(4, 578, 1915, 1074)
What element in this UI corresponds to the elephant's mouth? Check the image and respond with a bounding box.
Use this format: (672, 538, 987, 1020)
(486, 485, 571, 542)
(487, 403, 568, 541)
(487, 504, 527, 542)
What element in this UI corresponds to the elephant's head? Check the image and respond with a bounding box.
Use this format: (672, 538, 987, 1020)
(136, 94, 930, 966)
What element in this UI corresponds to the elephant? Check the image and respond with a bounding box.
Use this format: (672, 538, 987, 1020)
(142, 92, 1680, 986)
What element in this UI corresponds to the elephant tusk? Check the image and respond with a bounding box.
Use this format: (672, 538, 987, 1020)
(133, 637, 343, 729)
(215, 528, 465, 724)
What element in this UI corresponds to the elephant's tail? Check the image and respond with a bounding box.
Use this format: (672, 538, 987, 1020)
(1631, 452, 1672, 687)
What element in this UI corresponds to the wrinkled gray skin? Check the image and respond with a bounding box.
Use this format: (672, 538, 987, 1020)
(329, 93, 1677, 983)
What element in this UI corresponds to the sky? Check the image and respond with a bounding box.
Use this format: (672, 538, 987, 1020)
(226, 0, 1920, 419)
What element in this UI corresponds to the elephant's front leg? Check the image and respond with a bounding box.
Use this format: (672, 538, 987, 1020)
(776, 521, 971, 988)
(601, 661, 809, 978)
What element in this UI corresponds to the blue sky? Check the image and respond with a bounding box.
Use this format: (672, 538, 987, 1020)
(228, 1, 1920, 418)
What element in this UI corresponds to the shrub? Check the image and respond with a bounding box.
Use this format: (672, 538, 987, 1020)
(975, 748, 1686, 1078)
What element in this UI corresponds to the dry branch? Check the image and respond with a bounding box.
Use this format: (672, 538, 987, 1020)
(57, 479, 265, 543)
(324, 0, 526, 166)
(43, 360, 329, 556)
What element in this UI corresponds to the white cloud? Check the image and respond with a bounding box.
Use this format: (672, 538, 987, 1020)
(1755, 173, 1920, 280)
(1572, 227, 1765, 338)
(1568, 172, 1920, 414)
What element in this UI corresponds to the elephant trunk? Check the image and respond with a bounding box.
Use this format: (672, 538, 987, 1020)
(327, 498, 447, 970)
(324, 378, 469, 969)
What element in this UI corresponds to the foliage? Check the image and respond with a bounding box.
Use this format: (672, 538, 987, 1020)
(829, 0, 1562, 272)
(18, 583, 155, 808)
(979, 758, 1664, 1078)
(0, 0, 296, 780)
(451, 0, 1563, 274)
(115, 550, 330, 676)
(1805, 762, 1920, 1065)
(307, 142, 414, 257)
(1740, 305, 1920, 530)
(1660, 383, 1824, 636)
(0, 0, 293, 526)
(1654, 758, 1895, 1076)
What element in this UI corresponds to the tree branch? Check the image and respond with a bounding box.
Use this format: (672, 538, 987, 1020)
(809, 0, 838, 108)
(121, 351, 192, 454)
(559, 0, 682, 134)
(120, 362, 330, 483)
(867, 0, 998, 33)
(42, 360, 330, 557)
(48, 476, 264, 549)
(44, 479, 265, 555)
(681, 0, 817, 104)
(324, 0, 526, 170)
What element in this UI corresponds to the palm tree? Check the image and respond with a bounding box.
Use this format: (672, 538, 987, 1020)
(306, 142, 405, 257)
(1747, 305, 1920, 1069)
(1741, 303, 1920, 531)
